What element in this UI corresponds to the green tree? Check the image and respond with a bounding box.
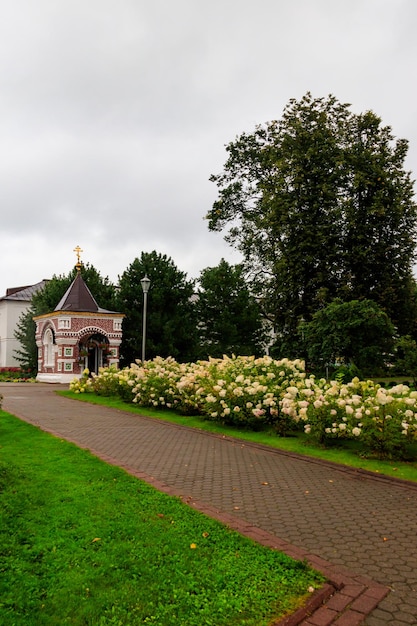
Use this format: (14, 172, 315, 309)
(195, 259, 268, 359)
(393, 335, 417, 384)
(207, 93, 417, 352)
(304, 299, 395, 376)
(14, 264, 117, 372)
(117, 251, 198, 365)
(13, 309, 38, 372)
(342, 111, 417, 334)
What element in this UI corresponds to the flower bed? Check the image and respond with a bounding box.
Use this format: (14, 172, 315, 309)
(70, 356, 417, 459)
(0, 367, 35, 382)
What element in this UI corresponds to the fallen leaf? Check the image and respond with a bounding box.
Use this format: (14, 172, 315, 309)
(92, 538, 101, 543)
(202, 532, 209, 538)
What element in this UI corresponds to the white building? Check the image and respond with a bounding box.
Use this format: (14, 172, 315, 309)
(0, 280, 48, 368)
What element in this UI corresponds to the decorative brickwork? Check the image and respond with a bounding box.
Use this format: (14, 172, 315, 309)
(34, 272, 124, 383)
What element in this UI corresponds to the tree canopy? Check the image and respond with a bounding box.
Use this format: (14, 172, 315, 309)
(116, 251, 198, 365)
(195, 259, 268, 359)
(207, 93, 417, 351)
(304, 299, 395, 376)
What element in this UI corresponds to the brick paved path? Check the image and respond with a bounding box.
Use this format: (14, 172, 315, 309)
(1, 383, 417, 625)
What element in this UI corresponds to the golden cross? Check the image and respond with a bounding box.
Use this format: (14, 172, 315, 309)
(73, 245, 83, 271)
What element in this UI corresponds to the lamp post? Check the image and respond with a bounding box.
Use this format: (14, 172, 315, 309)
(299, 316, 305, 342)
(140, 275, 151, 362)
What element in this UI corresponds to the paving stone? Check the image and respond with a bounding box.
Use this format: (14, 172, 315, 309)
(304, 606, 339, 625)
(334, 611, 365, 626)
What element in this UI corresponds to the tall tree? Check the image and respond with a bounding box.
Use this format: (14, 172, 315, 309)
(207, 93, 417, 352)
(195, 259, 268, 359)
(342, 111, 417, 334)
(117, 251, 198, 365)
(14, 264, 117, 372)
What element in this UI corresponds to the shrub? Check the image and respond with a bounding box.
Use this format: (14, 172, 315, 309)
(69, 369, 94, 393)
(131, 357, 185, 410)
(195, 356, 308, 433)
(293, 378, 417, 458)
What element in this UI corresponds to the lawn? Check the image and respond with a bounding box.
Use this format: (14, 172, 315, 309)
(60, 390, 417, 484)
(0, 409, 324, 626)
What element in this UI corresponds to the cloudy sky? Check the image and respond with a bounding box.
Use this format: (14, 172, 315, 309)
(1, 0, 417, 296)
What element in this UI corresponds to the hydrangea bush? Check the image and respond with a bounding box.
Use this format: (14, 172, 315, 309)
(70, 357, 417, 459)
(286, 376, 417, 457)
(194, 356, 307, 433)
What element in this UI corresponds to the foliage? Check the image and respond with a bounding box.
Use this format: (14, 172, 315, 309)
(12, 308, 38, 372)
(0, 412, 323, 625)
(304, 298, 395, 375)
(194, 355, 305, 433)
(206, 92, 417, 353)
(71, 356, 417, 459)
(71, 359, 201, 415)
(13, 264, 117, 373)
(341, 113, 417, 336)
(393, 335, 417, 384)
(295, 377, 417, 456)
(195, 259, 269, 359)
(72, 366, 138, 402)
(130, 357, 200, 414)
(116, 251, 198, 365)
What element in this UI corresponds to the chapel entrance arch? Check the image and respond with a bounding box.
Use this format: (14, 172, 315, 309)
(78, 332, 110, 375)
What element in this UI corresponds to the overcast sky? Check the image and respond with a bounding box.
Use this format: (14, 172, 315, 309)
(1, 0, 417, 296)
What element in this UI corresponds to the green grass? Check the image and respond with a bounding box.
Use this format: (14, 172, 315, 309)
(0, 410, 323, 626)
(59, 390, 417, 484)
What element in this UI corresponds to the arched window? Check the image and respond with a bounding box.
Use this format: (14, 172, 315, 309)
(43, 328, 55, 367)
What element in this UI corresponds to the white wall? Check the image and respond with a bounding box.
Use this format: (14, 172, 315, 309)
(0, 300, 31, 368)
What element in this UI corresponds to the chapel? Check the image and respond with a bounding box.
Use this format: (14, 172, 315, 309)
(34, 247, 124, 383)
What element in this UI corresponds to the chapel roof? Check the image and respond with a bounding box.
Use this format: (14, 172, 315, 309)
(54, 271, 116, 314)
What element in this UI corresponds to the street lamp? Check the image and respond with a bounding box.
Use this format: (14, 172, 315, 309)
(299, 316, 305, 342)
(140, 275, 151, 362)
